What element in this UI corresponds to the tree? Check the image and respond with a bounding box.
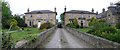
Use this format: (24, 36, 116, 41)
(60, 13, 64, 24)
(9, 19, 19, 31)
(13, 15, 27, 27)
(73, 18, 79, 28)
(66, 18, 79, 28)
(89, 17, 98, 26)
(2, 1, 12, 29)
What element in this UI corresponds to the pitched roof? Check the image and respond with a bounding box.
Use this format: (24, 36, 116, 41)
(96, 11, 107, 19)
(25, 10, 57, 14)
(115, 1, 120, 5)
(65, 10, 96, 14)
(108, 5, 120, 15)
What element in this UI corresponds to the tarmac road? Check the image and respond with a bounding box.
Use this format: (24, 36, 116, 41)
(44, 28, 94, 48)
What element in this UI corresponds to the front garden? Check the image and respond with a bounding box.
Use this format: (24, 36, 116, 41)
(11, 27, 45, 43)
(66, 17, 120, 43)
(2, 21, 54, 48)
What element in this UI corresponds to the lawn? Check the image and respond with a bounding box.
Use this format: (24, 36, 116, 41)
(77, 28, 91, 33)
(10, 27, 45, 43)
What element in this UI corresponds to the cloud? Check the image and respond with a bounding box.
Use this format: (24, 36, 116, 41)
(6, 0, 117, 22)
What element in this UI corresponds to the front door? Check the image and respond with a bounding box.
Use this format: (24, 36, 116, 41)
(37, 21, 41, 28)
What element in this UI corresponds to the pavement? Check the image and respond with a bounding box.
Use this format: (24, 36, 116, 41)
(42, 28, 94, 48)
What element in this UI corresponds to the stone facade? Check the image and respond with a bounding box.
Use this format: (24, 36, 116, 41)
(97, 1, 120, 26)
(24, 10, 57, 27)
(106, 2, 120, 25)
(64, 10, 96, 27)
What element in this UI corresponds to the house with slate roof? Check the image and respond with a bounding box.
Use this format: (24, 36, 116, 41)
(97, 1, 120, 26)
(106, 1, 120, 25)
(63, 6, 97, 27)
(96, 8, 107, 19)
(24, 8, 57, 27)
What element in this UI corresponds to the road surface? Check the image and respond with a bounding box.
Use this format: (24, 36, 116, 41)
(42, 28, 94, 48)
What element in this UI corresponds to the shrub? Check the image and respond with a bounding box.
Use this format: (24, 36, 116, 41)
(40, 22, 54, 29)
(33, 25, 37, 28)
(103, 26, 117, 33)
(116, 23, 120, 29)
(66, 18, 79, 28)
(106, 33, 120, 43)
(2, 32, 14, 48)
(22, 23, 27, 27)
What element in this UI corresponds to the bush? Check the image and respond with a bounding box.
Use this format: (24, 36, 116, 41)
(21, 23, 27, 27)
(40, 22, 54, 29)
(106, 33, 120, 43)
(103, 26, 117, 33)
(33, 25, 37, 28)
(116, 23, 120, 29)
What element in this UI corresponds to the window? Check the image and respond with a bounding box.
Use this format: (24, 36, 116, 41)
(50, 19, 53, 21)
(38, 21, 41, 22)
(89, 15, 91, 18)
(44, 19, 46, 21)
(78, 18, 81, 20)
(70, 14, 74, 19)
(81, 15, 84, 18)
(108, 14, 110, 16)
(30, 15, 32, 17)
(38, 15, 42, 18)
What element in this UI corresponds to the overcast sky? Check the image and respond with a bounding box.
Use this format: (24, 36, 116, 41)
(5, 0, 119, 22)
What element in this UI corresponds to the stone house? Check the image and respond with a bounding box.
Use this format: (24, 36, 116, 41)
(24, 8, 57, 28)
(106, 2, 120, 25)
(96, 8, 107, 20)
(63, 7, 97, 27)
(97, 1, 120, 26)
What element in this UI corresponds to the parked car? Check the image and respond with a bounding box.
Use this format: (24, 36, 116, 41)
(57, 23, 62, 28)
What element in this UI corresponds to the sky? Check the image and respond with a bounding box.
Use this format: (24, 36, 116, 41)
(5, 0, 119, 22)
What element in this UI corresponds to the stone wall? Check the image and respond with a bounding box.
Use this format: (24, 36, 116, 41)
(16, 26, 56, 48)
(65, 27, 120, 48)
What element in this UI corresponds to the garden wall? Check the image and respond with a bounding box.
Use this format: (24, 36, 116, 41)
(15, 26, 56, 48)
(65, 26, 120, 48)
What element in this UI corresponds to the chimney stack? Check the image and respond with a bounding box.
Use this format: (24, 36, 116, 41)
(54, 7, 56, 12)
(102, 8, 105, 13)
(27, 8, 30, 13)
(64, 6, 66, 12)
(92, 8, 94, 13)
(96, 11, 98, 15)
